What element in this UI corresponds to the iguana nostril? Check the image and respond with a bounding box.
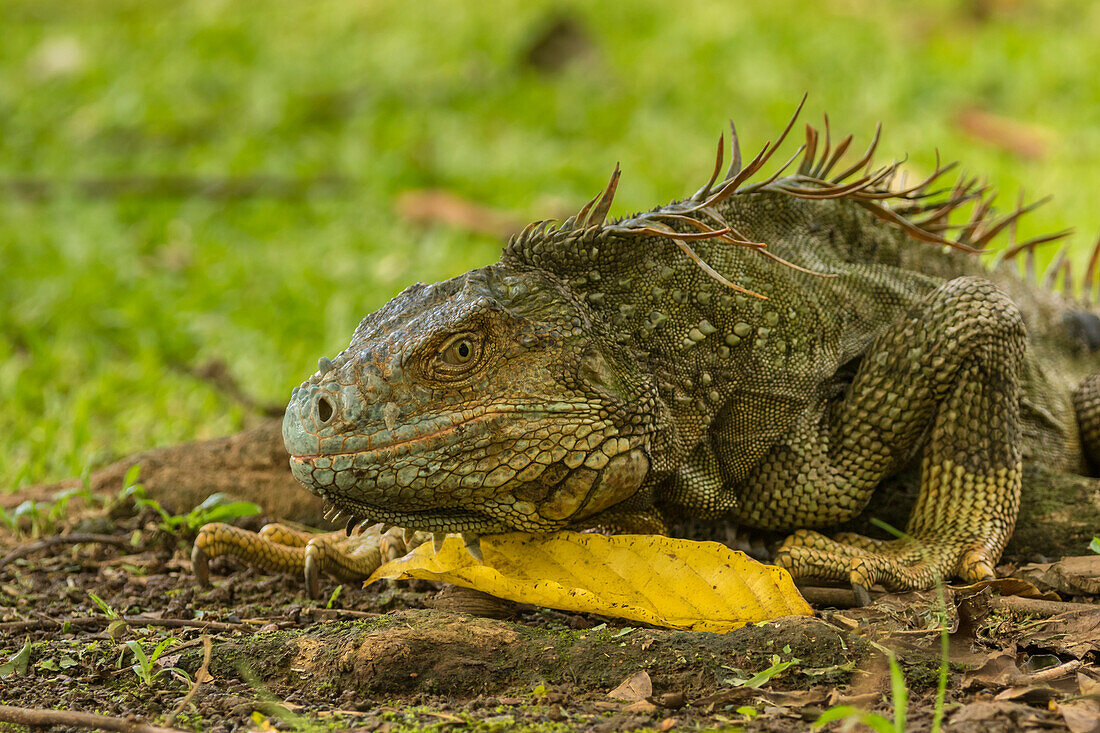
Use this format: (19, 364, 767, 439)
(317, 396, 334, 424)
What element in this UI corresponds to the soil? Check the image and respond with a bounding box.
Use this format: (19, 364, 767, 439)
(2, 432, 1100, 731)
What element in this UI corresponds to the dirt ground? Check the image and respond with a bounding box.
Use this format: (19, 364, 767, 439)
(2, 423, 1100, 733)
(1, 498, 1098, 732)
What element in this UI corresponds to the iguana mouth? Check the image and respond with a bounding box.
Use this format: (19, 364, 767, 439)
(286, 404, 598, 463)
(327, 499, 508, 534)
(287, 411, 512, 469)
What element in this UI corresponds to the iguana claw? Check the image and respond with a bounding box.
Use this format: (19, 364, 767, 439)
(192, 522, 428, 599)
(463, 533, 484, 563)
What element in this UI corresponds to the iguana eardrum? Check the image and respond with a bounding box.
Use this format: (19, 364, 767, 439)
(194, 99, 1100, 601)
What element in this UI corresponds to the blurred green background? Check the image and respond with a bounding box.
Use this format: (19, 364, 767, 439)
(2, 0, 1098, 490)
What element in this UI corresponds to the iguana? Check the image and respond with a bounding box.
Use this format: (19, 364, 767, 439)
(194, 98, 1100, 602)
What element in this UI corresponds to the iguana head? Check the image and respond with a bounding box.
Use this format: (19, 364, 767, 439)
(282, 263, 655, 535)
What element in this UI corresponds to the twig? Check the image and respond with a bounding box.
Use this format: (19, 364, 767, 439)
(0, 614, 248, 633)
(0, 533, 131, 568)
(987, 595, 1099, 617)
(0, 174, 347, 200)
(161, 638, 208, 655)
(797, 584, 867, 608)
(800, 586, 1100, 614)
(167, 634, 212, 725)
(0, 704, 186, 733)
(1015, 658, 1084, 684)
(297, 607, 381, 621)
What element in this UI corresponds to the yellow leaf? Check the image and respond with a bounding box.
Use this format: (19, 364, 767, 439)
(366, 531, 812, 632)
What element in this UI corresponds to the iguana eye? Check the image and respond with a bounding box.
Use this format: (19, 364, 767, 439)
(440, 335, 479, 367)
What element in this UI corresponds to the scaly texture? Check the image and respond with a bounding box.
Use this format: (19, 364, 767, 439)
(201, 100, 1100, 597)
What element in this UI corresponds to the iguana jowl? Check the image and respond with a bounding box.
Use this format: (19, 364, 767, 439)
(195, 99, 1100, 599)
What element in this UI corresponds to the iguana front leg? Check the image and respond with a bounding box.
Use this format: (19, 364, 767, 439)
(737, 276, 1024, 593)
(192, 522, 430, 598)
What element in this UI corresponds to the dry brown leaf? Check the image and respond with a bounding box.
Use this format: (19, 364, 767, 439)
(395, 189, 524, 238)
(1079, 672, 1100, 698)
(962, 650, 1023, 688)
(1056, 699, 1100, 733)
(1017, 556, 1100, 596)
(1018, 611, 1100, 659)
(766, 688, 829, 707)
(825, 690, 879, 708)
(950, 700, 1047, 726)
(954, 576, 1060, 601)
(608, 671, 652, 702)
(367, 532, 812, 632)
(654, 692, 685, 709)
(954, 108, 1050, 160)
(993, 685, 1058, 704)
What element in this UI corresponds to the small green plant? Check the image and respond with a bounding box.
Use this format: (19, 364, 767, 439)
(724, 655, 801, 689)
(120, 465, 261, 536)
(124, 637, 191, 688)
(88, 591, 130, 638)
(0, 641, 32, 678)
(9, 500, 50, 538)
(236, 660, 314, 731)
(1089, 536, 1100, 554)
(931, 585, 950, 733)
(87, 591, 119, 619)
(0, 472, 104, 538)
(814, 651, 908, 732)
(0, 506, 15, 534)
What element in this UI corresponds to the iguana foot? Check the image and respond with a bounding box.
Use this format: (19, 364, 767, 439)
(192, 522, 428, 598)
(775, 528, 996, 599)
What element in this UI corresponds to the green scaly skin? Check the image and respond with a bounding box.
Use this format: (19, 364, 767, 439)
(198, 102, 1100, 599)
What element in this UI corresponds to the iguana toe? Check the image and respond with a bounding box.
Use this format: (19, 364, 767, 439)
(776, 529, 975, 597)
(192, 521, 421, 599)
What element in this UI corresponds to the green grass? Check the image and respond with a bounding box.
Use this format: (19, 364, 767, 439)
(3, 0, 1099, 489)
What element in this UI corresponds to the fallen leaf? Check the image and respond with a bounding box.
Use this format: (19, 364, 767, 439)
(395, 189, 524, 239)
(622, 700, 658, 714)
(608, 671, 652, 702)
(654, 692, 685, 709)
(691, 687, 756, 709)
(962, 650, 1022, 688)
(954, 108, 1049, 160)
(765, 688, 828, 707)
(1017, 556, 1100, 596)
(1016, 610, 1100, 659)
(1079, 672, 1100, 698)
(993, 685, 1058, 704)
(949, 700, 1047, 726)
(367, 532, 812, 632)
(954, 576, 1060, 601)
(825, 690, 878, 708)
(0, 641, 31, 678)
(1056, 699, 1100, 733)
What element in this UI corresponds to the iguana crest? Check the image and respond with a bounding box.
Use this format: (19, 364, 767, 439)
(508, 94, 1081, 301)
